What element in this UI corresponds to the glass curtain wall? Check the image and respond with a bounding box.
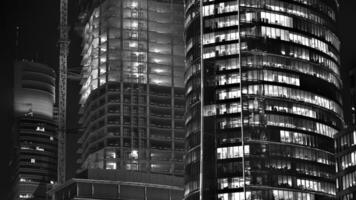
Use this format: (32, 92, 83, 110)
(184, 0, 343, 199)
(335, 127, 356, 200)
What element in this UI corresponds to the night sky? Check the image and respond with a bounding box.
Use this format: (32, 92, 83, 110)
(1, 0, 356, 198)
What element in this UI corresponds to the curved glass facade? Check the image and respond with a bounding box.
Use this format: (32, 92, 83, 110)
(78, 0, 185, 176)
(184, 0, 342, 199)
(14, 61, 56, 119)
(11, 61, 57, 200)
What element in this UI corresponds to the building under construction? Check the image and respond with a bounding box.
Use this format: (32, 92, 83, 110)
(51, 0, 185, 199)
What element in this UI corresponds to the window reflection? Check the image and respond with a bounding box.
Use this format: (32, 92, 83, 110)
(184, 180, 198, 196)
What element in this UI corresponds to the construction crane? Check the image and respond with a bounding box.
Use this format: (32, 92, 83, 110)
(58, 0, 69, 185)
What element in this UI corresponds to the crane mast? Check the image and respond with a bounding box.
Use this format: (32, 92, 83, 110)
(58, 0, 69, 185)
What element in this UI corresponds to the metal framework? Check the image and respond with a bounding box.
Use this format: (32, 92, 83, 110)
(58, 0, 69, 185)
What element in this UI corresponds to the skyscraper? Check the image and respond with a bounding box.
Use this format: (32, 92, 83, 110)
(49, 0, 185, 199)
(11, 61, 57, 200)
(184, 0, 343, 199)
(77, 0, 185, 177)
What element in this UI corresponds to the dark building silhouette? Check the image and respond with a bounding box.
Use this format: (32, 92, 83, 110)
(184, 0, 343, 199)
(10, 61, 57, 200)
(50, 0, 185, 199)
(335, 126, 356, 200)
(49, 169, 183, 200)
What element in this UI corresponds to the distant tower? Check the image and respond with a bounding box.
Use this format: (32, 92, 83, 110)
(184, 0, 343, 199)
(11, 61, 57, 200)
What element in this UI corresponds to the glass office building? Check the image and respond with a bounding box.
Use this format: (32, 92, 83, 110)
(335, 126, 356, 200)
(184, 0, 343, 199)
(77, 0, 185, 177)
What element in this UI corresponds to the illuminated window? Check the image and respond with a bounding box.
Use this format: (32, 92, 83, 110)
(203, 105, 216, 116)
(131, 1, 138, 8)
(261, 11, 293, 27)
(256, 85, 342, 117)
(280, 130, 315, 147)
(130, 150, 138, 159)
(30, 158, 35, 163)
(220, 117, 241, 129)
(36, 147, 44, 151)
(341, 151, 356, 170)
(277, 175, 292, 187)
(272, 190, 313, 200)
(218, 177, 248, 190)
(218, 191, 251, 200)
(297, 178, 335, 195)
(129, 42, 137, 48)
(106, 162, 117, 170)
(36, 126, 45, 132)
(19, 194, 33, 199)
(131, 21, 138, 28)
(106, 150, 116, 159)
(266, 159, 291, 170)
(217, 145, 249, 159)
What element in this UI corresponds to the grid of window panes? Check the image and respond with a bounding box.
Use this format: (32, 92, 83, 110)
(184, 0, 342, 199)
(78, 0, 185, 177)
(15, 117, 57, 200)
(335, 128, 356, 200)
